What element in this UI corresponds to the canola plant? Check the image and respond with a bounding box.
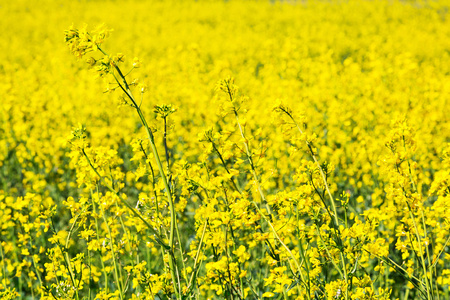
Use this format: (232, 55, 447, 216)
(1, 0, 450, 299)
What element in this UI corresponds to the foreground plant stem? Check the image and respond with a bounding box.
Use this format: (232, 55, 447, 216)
(95, 187, 124, 300)
(401, 136, 434, 300)
(278, 106, 349, 299)
(221, 84, 305, 292)
(97, 47, 182, 299)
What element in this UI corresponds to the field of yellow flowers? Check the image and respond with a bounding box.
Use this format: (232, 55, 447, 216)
(1, 0, 450, 299)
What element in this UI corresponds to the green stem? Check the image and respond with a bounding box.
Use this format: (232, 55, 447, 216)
(401, 136, 433, 299)
(98, 47, 181, 299)
(223, 86, 303, 285)
(90, 190, 109, 294)
(296, 208, 311, 300)
(279, 107, 348, 297)
(407, 203, 432, 299)
(186, 220, 208, 292)
(96, 187, 124, 300)
(0, 242, 7, 290)
(140, 142, 170, 276)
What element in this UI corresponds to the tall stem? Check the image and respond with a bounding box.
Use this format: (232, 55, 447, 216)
(279, 107, 348, 298)
(98, 48, 181, 298)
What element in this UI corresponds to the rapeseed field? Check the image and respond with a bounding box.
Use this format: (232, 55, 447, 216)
(1, 0, 450, 299)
